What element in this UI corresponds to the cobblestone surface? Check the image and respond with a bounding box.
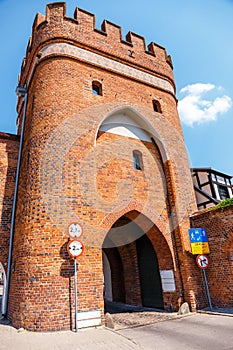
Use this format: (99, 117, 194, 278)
(106, 302, 233, 330)
(111, 310, 179, 329)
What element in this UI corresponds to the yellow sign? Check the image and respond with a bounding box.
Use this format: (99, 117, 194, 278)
(191, 242, 210, 255)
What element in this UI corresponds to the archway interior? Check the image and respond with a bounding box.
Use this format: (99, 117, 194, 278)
(102, 214, 164, 312)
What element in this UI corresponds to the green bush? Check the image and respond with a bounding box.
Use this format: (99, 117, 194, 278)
(213, 197, 233, 210)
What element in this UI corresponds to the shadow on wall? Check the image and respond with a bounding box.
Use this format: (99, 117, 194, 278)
(60, 240, 75, 330)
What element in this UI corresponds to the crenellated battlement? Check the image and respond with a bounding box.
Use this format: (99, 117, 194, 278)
(19, 2, 175, 96)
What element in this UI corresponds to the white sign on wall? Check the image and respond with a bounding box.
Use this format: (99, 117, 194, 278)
(77, 310, 101, 328)
(160, 270, 176, 292)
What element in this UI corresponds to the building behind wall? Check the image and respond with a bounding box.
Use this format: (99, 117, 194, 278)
(2, 2, 228, 331)
(192, 167, 233, 210)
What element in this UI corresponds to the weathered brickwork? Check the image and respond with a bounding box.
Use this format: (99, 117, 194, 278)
(190, 205, 233, 309)
(0, 133, 19, 273)
(2, 2, 213, 331)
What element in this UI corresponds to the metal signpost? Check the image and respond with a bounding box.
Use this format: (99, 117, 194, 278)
(196, 254, 213, 311)
(189, 228, 212, 311)
(67, 223, 84, 332)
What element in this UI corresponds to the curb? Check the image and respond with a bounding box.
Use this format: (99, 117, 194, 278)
(198, 310, 233, 317)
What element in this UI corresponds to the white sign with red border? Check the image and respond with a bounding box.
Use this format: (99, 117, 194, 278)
(68, 223, 83, 238)
(67, 240, 84, 258)
(196, 254, 209, 269)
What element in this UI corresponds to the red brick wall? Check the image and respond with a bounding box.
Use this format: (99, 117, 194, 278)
(190, 205, 233, 308)
(7, 3, 197, 330)
(103, 247, 125, 302)
(0, 133, 19, 273)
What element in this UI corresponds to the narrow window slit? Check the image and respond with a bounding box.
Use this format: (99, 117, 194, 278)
(133, 150, 143, 171)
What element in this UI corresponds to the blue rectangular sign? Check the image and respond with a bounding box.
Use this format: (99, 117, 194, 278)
(188, 228, 208, 243)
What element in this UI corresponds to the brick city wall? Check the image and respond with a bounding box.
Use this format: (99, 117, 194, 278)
(7, 2, 198, 331)
(190, 205, 233, 308)
(0, 133, 19, 273)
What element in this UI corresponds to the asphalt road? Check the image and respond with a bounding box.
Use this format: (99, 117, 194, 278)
(1, 313, 233, 350)
(118, 313, 233, 350)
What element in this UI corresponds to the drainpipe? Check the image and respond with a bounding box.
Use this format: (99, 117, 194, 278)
(3, 85, 28, 316)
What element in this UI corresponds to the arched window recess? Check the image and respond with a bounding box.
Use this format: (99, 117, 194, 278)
(92, 81, 102, 96)
(152, 100, 162, 113)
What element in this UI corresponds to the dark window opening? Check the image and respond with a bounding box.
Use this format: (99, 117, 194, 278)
(218, 185, 229, 200)
(133, 150, 143, 171)
(153, 100, 161, 113)
(92, 81, 102, 95)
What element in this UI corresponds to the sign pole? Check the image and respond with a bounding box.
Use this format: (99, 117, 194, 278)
(67, 224, 84, 332)
(74, 257, 78, 332)
(202, 269, 213, 311)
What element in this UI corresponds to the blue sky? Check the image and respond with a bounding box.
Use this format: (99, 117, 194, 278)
(0, 0, 233, 175)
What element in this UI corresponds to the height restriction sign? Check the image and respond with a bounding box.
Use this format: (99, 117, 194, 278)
(68, 223, 83, 238)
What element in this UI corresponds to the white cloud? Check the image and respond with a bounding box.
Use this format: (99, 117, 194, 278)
(178, 83, 232, 127)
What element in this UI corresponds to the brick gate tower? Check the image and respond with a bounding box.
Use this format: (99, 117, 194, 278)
(6, 3, 198, 331)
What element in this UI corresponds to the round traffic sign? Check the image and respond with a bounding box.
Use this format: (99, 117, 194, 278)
(196, 254, 209, 269)
(68, 223, 83, 238)
(67, 240, 84, 258)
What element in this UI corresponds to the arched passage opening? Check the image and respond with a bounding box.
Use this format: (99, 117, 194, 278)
(102, 211, 176, 312)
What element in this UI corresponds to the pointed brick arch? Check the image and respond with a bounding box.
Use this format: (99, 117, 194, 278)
(95, 106, 169, 162)
(102, 210, 180, 310)
(101, 206, 174, 258)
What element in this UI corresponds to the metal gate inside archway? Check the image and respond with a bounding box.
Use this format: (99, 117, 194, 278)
(102, 213, 164, 310)
(136, 233, 163, 308)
